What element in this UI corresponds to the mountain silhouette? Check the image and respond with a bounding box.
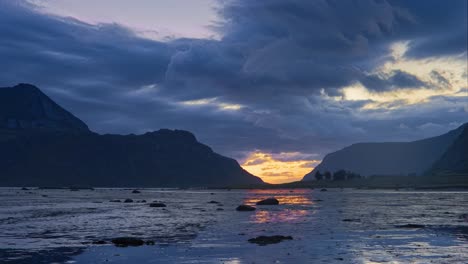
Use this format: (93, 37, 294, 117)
(430, 125, 468, 174)
(302, 123, 467, 180)
(0, 84, 263, 187)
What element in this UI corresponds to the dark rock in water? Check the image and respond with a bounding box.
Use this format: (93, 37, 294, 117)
(149, 203, 166, 208)
(137, 200, 146, 203)
(395, 224, 425, 228)
(459, 214, 468, 222)
(256, 198, 279, 205)
(208, 201, 220, 204)
(92, 240, 107, 245)
(313, 199, 323, 202)
(110, 199, 121, 203)
(132, 190, 141, 194)
(41, 195, 48, 197)
(111, 237, 145, 247)
(342, 219, 361, 222)
(236, 205, 256, 211)
(320, 188, 328, 192)
(124, 199, 133, 203)
(21, 187, 29, 190)
(248, 235, 293, 246)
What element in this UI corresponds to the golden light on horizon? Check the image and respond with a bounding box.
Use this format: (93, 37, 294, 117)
(240, 151, 320, 184)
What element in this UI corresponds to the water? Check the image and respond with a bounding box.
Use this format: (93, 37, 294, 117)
(0, 188, 467, 263)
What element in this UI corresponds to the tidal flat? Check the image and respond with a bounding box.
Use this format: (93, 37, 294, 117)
(0, 188, 467, 263)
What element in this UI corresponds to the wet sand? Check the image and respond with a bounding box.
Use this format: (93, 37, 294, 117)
(1, 188, 467, 263)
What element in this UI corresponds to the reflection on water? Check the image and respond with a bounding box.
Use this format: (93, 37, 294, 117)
(243, 189, 314, 205)
(253, 209, 310, 224)
(243, 189, 314, 224)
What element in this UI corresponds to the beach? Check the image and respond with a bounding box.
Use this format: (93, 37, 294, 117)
(1, 188, 467, 263)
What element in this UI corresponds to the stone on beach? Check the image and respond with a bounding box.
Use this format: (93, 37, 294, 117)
(149, 203, 167, 207)
(111, 237, 145, 247)
(256, 198, 279, 205)
(132, 190, 141, 194)
(236, 205, 256, 211)
(248, 235, 293, 245)
(124, 199, 133, 203)
(395, 224, 425, 228)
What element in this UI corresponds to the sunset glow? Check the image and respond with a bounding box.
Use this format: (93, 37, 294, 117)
(240, 152, 320, 184)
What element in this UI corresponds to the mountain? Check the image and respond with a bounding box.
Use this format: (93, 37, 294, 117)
(0, 83, 89, 132)
(430, 126, 468, 174)
(0, 84, 263, 187)
(302, 123, 467, 181)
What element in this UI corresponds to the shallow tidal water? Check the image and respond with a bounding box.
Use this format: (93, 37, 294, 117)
(0, 188, 467, 263)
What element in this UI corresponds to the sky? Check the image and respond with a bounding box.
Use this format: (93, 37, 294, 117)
(0, 0, 467, 183)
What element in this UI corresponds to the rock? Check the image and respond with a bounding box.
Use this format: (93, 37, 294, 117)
(145, 240, 155, 245)
(132, 190, 141, 194)
(320, 188, 328, 192)
(395, 224, 425, 228)
(208, 201, 220, 204)
(110, 199, 121, 203)
(21, 187, 29, 191)
(236, 205, 256, 211)
(256, 198, 279, 205)
(313, 199, 323, 202)
(342, 219, 361, 222)
(459, 213, 468, 222)
(137, 200, 146, 203)
(111, 237, 145, 247)
(124, 199, 133, 203)
(92, 240, 107, 245)
(248, 235, 293, 246)
(149, 203, 166, 208)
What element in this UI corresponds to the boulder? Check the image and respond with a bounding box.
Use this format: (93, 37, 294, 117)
(149, 203, 166, 208)
(132, 190, 141, 194)
(110, 199, 121, 203)
(248, 235, 293, 246)
(124, 199, 133, 203)
(395, 224, 425, 228)
(111, 237, 145, 247)
(320, 188, 328, 192)
(236, 205, 256, 211)
(256, 198, 279, 205)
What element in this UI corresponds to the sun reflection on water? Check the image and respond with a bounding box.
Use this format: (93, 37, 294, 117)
(243, 189, 315, 224)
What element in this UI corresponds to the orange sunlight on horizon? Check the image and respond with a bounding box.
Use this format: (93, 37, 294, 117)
(240, 152, 320, 184)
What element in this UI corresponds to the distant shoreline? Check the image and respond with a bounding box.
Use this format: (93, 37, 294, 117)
(3, 174, 468, 191)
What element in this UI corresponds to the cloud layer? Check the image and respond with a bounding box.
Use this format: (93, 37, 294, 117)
(0, 0, 466, 181)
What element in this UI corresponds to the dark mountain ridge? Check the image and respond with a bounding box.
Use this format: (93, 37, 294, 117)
(0, 84, 263, 187)
(430, 126, 468, 175)
(0, 84, 89, 132)
(302, 123, 467, 181)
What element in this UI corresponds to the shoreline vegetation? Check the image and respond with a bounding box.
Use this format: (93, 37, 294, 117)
(220, 174, 468, 190)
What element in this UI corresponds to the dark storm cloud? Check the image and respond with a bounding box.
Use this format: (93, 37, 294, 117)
(0, 0, 466, 162)
(388, 0, 468, 58)
(362, 70, 427, 91)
